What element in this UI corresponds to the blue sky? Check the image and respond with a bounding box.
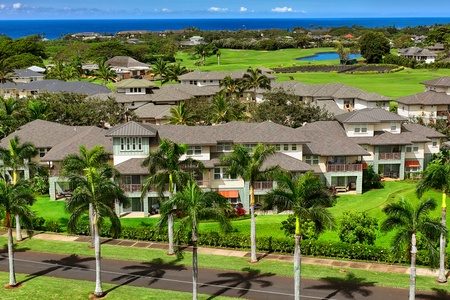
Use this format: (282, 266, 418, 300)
(0, 1, 449, 19)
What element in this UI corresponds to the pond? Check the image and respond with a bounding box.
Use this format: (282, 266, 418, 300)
(297, 51, 361, 61)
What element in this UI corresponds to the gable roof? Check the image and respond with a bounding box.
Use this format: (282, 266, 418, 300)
(133, 103, 173, 120)
(396, 91, 450, 105)
(114, 79, 156, 89)
(335, 108, 406, 124)
(105, 121, 158, 137)
(399, 47, 437, 57)
(2, 79, 111, 95)
(105, 56, 150, 70)
(13, 69, 45, 78)
(420, 76, 450, 88)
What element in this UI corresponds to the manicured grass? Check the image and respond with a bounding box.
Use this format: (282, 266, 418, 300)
(0, 272, 236, 300)
(1, 237, 450, 294)
(175, 48, 450, 99)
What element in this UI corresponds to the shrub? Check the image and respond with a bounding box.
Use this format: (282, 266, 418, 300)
(45, 220, 62, 233)
(338, 211, 378, 245)
(280, 214, 319, 240)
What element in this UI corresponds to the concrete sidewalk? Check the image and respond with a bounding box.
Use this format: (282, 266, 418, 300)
(19, 231, 440, 278)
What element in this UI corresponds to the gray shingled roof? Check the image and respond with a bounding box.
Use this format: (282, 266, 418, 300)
(42, 127, 112, 162)
(105, 56, 150, 69)
(261, 152, 312, 172)
(115, 158, 148, 175)
(133, 103, 173, 119)
(396, 91, 450, 105)
(2, 79, 111, 95)
(114, 79, 155, 89)
(402, 123, 446, 139)
(298, 121, 370, 156)
(13, 69, 45, 78)
(270, 81, 390, 102)
(335, 108, 406, 124)
(0, 119, 82, 149)
(420, 76, 450, 88)
(398, 47, 437, 57)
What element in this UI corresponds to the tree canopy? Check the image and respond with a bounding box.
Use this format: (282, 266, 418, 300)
(359, 32, 390, 63)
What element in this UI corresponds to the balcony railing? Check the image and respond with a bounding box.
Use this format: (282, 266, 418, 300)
(326, 164, 362, 172)
(378, 152, 401, 160)
(254, 181, 273, 190)
(121, 184, 142, 193)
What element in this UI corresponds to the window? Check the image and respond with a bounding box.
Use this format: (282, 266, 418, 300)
(354, 124, 367, 133)
(120, 137, 142, 151)
(275, 144, 281, 151)
(243, 144, 257, 151)
(39, 148, 50, 158)
(406, 143, 419, 153)
(305, 155, 319, 165)
(214, 167, 237, 180)
(432, 138, 438, 147)
(130, 87, 141, 93)
(390, 122, 397, 131)
(291, 144, 297, 151)
(187, 146, 201, 156)
(283, 144, 289, 151)
(217, 142, 232, 152)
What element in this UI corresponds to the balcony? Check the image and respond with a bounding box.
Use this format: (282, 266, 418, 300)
(326, 164, 362, 172)
(254, 181, 273, 190)
(121, 184, 142, 193)
(378, 152, 401, 160)
(436, 111, 450, 120)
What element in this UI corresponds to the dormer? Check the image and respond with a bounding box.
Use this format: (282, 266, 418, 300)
(114, 79, 155, 95)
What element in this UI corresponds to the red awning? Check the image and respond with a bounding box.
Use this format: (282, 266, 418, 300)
(405, 160, 420, 167)
(218, 190, 239, 198)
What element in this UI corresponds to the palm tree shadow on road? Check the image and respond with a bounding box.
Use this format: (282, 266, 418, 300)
(200, 267, 275, 299)
(18, 254, 94, 285)
(305, 272, 375, 299)
(416, 287, 450, 300)
(106, 258, 186, 293)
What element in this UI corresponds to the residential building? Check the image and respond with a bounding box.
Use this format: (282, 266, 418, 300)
(398, 47, 437, 64)
(105, 56, 151, 80)
(105, 121, 311, 215)
(12, 69, 45, 83)
(0, 120, 112, 200)
(396, 76, 450, 124)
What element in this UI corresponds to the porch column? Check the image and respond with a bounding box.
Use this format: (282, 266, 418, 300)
(143, 196, 149, 217)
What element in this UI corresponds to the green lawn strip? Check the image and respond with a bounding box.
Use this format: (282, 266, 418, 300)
(1, 237, 449, 293)
(0, 272, 236, 300)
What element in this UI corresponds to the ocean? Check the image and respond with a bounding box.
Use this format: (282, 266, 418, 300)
(1, 17, 450, 40)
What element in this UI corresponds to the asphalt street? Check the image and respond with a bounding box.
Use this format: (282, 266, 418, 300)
(0, 250, 448, 299)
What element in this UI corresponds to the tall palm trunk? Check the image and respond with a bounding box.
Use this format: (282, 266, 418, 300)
(7, 213, 17, 287)
(192, 220, 198, 300)
(294, 217, 301, 300)
(13, 171, 22, 241)
(93, 216, 103, 297)
(409, 232, 417, 300)
(438, 193, 447, 283)
(249, 184, 257, 263)
(168, 212, 174, 255)
(89, 203, 95, 248)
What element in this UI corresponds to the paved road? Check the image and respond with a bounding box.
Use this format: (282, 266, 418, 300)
(0, 251, 448, 299)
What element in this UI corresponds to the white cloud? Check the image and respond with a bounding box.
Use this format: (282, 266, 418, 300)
(162, 8, 170, 12)
(271, 6, 295, 13)
(0, 4, 6, 9)
(240, 7, 247, 12)
(208, 7, 228, 12)
(12, 2, 21, 9)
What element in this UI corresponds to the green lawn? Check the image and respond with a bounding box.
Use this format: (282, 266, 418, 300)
(1, 237, 449, 295)
(31, 180, 449, 251)
(174, 48, 450, 99)
(0, 272, 236, 300)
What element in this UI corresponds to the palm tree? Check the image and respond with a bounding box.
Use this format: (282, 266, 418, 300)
(0, 178, 36, 287)
(219, 75, 244, 100)
(221, 143, 278, 262)
(166, 102, 196, 125)
(165, 63, 188, 83)
(193, 44, 210, 65)
(61, 145, 111, 247)
(0, 135, 37, 241)
(141, 139, 204, 255)
(209, 93, 238, 124)
(95, 61, 117, 86)
(263, 171, 334, 300)
(159, 180, 231, 300)
(0, 97, 27, 138)
(46, 61, 67, 81)
(381, 198, 446, 300)
(242, 67, 271, 102)
(416, 157, 450, 283)
(152, 58, 168, 86)
(66, 166, 130, 297)
(27, 100, 48, 121)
